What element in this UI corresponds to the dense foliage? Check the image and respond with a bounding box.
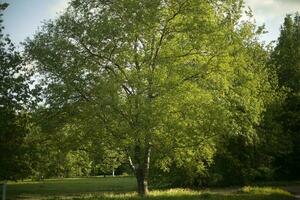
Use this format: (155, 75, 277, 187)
(269, 14, 300, 180)
(0, 3, 32, 181)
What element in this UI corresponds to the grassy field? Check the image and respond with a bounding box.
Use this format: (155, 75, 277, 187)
(4, 176, 295, 200)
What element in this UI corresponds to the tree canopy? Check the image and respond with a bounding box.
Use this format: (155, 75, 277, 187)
(25, 0, 276, 195)
(269, 13, 300, 180)
(0, 3, 32, 181)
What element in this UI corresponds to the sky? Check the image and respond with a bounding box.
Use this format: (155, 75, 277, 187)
(2, 0, 300, 46)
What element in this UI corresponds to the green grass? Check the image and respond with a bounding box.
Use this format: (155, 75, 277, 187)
(4, 177, 295, 200)
(6, 177, 136, 199)
(93, 188, 293, 200)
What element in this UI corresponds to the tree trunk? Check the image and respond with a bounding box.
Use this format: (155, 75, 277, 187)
(130, 146, 151, 197)
(2, 180, 7, 200)
(136, 169, 148, 197)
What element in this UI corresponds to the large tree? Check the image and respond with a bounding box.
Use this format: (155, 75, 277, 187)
(0, 4, 35, 199)
(26, 0, 272, 195)
(270, 14, 300, 179)
(0, 3, 31, 181)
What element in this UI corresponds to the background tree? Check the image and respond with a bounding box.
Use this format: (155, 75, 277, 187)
(0, 2, 30, 181)
(91, 148, 125, 177)
(0, 3, 33, 199)
(25, 107, 93, 179)
(269, 13, 300, 180)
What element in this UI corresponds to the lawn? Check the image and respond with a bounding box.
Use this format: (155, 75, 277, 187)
(4, 177, 295, 200)
(6, 177, 136, 199)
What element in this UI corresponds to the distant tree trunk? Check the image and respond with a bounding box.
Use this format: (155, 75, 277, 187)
(112, 168, 115, 177)
(128, 145, 151, 197)
(2, 180, 7, 200)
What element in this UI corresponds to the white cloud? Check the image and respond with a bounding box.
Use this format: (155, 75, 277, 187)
(244, 0, 300, 42)
(245, 0, 300, 23)
(48, 0, 70, 17)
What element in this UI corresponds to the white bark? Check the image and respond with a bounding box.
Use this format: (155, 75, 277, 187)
(2, 180, 7, 200)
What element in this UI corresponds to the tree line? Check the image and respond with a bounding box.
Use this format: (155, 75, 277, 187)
(1, 0, 300, 196)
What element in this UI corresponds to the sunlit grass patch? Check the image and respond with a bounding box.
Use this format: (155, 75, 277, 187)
(97, 189, 201, 199)
(239, 186, 292, 196)
(79, 187, 293, 200)
(149, 188, 200, 196)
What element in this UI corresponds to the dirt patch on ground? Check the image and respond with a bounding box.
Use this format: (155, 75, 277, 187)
(283, 186, 300, 199)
